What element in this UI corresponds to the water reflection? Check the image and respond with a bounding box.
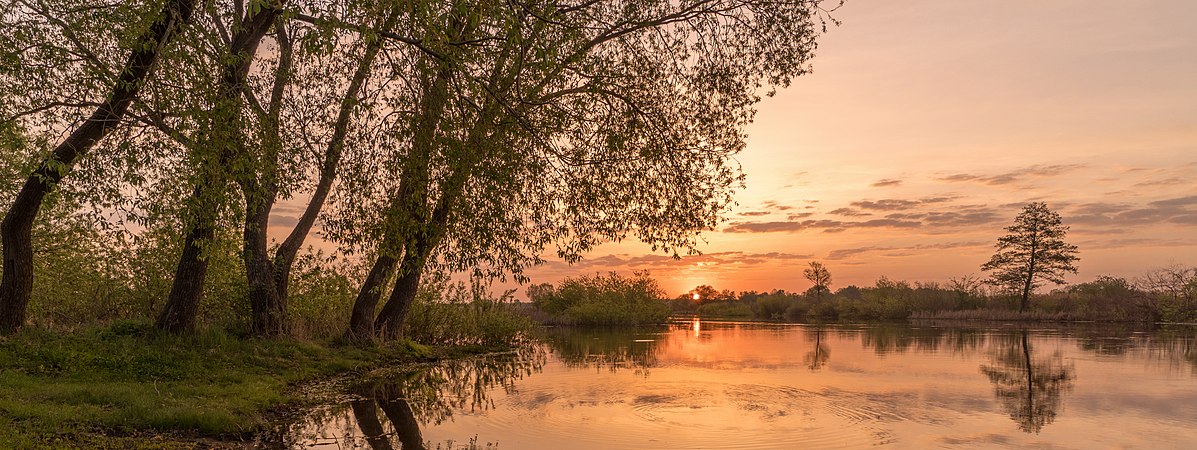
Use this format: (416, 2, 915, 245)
(804, 327, 830, 371)
(282, 347, 545, 448)
(980, 330, 1075, 433)
(543, 326, 664, 375)
(282, 322, 1197, 449)
(349, 397, 421, 450)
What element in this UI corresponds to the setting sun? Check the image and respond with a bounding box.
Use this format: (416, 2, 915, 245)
(692, 293, 701, 301)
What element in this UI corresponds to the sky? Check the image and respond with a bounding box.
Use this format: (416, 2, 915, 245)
(510, 0, 1197, 296)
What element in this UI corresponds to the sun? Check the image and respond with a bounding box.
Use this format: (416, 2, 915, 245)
(692, 293, 701, 301)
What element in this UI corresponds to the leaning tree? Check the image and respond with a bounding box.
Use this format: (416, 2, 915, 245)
(0, 0, 199, 333)
(320, 0, 837, 340)
(981, 202, 1079, 312)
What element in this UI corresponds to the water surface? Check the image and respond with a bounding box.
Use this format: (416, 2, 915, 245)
(281, 319, 1197, 449)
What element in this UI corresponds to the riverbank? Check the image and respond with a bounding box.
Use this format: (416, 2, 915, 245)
(0, 321, 512, 448)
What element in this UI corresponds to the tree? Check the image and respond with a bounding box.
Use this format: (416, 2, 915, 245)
(803, 261, 832, 301)
(0, 0, 198, 334)
(981, 202, 1079, 312)
(690, 285, 719, 302)
(328, 0, 834, 339)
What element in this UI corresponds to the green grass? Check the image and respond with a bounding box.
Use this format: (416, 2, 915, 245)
(0, 320, 436, 448)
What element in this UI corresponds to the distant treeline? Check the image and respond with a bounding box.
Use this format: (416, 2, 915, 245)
(669, 267, 1197, 323)
(521, 267, 1197, 326)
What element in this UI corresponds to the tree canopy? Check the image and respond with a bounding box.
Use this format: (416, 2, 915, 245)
(0, 0, 837, 337)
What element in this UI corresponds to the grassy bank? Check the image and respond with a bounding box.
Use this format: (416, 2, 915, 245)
(0, 320, 520, 448)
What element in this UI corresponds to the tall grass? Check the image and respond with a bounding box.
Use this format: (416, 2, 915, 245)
(402, 272, 536, 347)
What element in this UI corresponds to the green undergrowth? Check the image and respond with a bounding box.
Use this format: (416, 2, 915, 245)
(0, 320, 449, 448)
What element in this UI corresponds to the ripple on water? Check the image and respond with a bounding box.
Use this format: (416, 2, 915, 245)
(469, 379, 901, 449)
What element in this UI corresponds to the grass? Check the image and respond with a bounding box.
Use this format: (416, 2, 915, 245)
(0, 320, 443, 448)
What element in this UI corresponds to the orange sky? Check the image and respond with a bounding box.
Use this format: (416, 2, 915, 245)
(510, 0, 1197, 296)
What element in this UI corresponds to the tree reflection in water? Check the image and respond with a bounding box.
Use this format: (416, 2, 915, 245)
(804, 327, 830, 371)
(329, 346, 546, 449)
(543, 326, 665, 376)
(980, 330, 1075, 433)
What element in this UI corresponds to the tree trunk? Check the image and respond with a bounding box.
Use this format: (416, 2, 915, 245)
(269, 13, 392, 318)
(244, 189, 286, 336)
(374, 253, 426, 340)
(1021, 238, 1038, 313)
(346, 252, 399, 341)
(156, 5, 281, 333)
(0, 0, 197, 334)
(155, 208, 214, 333)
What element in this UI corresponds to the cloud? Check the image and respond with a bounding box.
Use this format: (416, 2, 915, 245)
(738, 211, 771, 216)
(871, 178, 903, 187)
(724, 198, 1003, 234)
(786, 212, 815, 220)
(829, 208, 872, 217)
(269, 215, 300, 228)
(826, 241, 989, 260)
(850, 196, 956, 211)
(1133, 176, 1191, 187)
(1149, 195, 1197, 208)
(761, 200, 794, 211)
(534, 251, 817, 276)
(724, 218, 922, 233)
(1075, 237, 1197, 250)
(938, 164, 1086, 186)
(1065, 197, 1197, 227)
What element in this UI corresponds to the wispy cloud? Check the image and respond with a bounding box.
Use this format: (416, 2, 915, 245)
(761, 200, 794, 211)
(826, 241, 989, 260)
(725, 199, 1002, 234)
(871, 178, 903, 187)
(850, 196, 956, 211)
(724, 218, 922, 233)
(1066, 196, 1197, 226)
(535, 251, 818, 275)
(829, 207, 872, 217)
(937, 164, 1086, 186)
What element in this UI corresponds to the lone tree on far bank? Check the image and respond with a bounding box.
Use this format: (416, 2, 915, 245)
(804, 261, 833, 301)
(981, 202, 1079, 312)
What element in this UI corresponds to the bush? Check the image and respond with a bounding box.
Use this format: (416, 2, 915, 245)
(752, 293, 792, 320)
(528, 271, 670, 326)
(696, 301, 753, 318)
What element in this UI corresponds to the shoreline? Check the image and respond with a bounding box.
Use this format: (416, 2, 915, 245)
(0, 322, 515, 449)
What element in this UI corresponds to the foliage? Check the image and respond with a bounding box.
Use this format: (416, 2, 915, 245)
(528, 271, 670, 326)
(695, 301, 753, 318)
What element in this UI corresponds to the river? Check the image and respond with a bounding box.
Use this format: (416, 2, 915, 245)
(276, 319, 1197, 449)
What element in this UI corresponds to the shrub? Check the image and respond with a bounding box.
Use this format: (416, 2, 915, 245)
(697, 301, 753, 318)
(528, 271, 670, 326)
